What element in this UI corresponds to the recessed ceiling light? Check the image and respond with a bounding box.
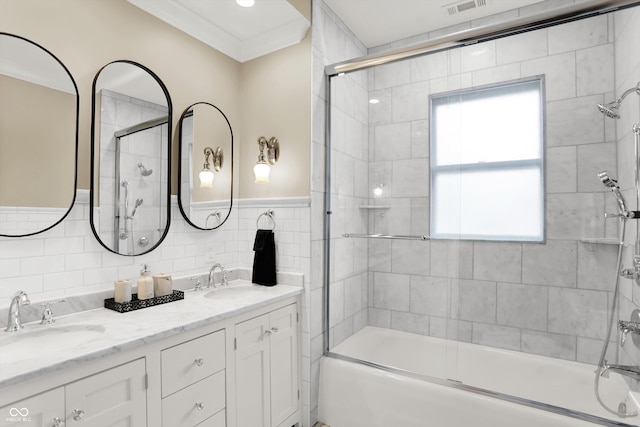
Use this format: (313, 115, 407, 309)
(236, 0, 255, 7)
(369, 98, 380, 104)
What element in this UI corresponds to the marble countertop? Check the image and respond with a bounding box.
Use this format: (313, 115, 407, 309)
(0, 280, 303, 388)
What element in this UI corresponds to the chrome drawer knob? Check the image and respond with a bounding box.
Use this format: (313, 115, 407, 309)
(52, 417, 65, 427)
(194, 358, 204, 366)
(72, 409, 85, 421)
(195, 402, 205, 411)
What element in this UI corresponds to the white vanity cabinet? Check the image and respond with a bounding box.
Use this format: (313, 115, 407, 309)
(234, 303, 299, 427)
(0, 287, 302, 427)
(0, 358, 146, 427)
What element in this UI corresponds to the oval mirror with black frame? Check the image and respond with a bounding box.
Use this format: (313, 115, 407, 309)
(90, 60, 172, 256)
(0, 33, 79, 237)
(178, 102, 233, 230)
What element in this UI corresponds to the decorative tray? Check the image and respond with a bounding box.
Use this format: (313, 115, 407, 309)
(104, 290, 184, 313)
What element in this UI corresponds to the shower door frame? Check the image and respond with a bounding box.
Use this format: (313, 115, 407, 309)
(322, 0, 640, 426)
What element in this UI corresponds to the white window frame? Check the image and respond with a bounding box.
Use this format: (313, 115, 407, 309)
(429, 76, 545, 242)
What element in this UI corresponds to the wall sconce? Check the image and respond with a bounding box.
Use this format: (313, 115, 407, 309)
(199, 146, 223, 188)
(253, 136, 279, 183)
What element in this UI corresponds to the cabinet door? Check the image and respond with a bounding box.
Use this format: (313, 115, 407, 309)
(269, 304, 298, 427)
(66, 358, 146, 426)
(235, 313, 270, 427)
(0, 387, 64, 427)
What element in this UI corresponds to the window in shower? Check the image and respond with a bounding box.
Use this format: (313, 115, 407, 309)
(430, 77, 544, 241)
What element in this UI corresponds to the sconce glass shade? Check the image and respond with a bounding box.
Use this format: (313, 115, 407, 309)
(199, 169, 214, 188)
(254, 161, 271, 183)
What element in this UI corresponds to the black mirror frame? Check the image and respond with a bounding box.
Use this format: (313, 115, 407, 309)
(177, 102, 234, 230)
(89, 60, 172, 256)
(0, 32, 79, 238)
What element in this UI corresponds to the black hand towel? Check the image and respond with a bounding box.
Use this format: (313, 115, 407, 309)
(252, 229, 276, 286)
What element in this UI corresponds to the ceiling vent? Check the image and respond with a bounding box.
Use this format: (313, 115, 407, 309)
(444, 0, 488, 16)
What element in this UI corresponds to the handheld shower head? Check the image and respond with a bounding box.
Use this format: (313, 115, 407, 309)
(130, 198, 143, 218)
(599, 171, 628, 214)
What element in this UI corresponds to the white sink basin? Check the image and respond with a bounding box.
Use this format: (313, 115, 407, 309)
(203, 283, 261, 300)
(0, 324, 106, 363)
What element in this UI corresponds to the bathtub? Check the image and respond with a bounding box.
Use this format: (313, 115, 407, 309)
(318, 327, 640, 427)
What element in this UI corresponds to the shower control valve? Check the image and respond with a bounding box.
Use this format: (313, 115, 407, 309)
(619, 318, 640, 347)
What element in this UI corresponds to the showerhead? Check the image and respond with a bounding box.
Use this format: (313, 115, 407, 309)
(138, 162, 153, 176)
(598, 171, 627, 213)
(597, 101, 621, 119)
(597, 82, 640, 119)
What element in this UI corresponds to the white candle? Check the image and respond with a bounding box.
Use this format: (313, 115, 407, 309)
(153, 273, 173, 297)
(114, 280, 132, 303)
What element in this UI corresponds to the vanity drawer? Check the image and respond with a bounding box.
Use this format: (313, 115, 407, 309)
(161, 330, 225, 397)
(162, 370, 225, 427)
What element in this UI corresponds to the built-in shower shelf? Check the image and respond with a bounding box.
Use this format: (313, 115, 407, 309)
(579, 238, 622, 245)
(359, 205, 391, 210)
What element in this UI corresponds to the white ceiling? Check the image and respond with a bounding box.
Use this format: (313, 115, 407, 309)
(322, 0, 547, 48)
(127, 0, 310, 63)
(126, 0, 551, 61)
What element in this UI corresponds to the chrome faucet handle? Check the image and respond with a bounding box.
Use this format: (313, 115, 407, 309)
(618, 320, 640, 347)
(190, 276, 203, 291)
(40, 299, 66, 325)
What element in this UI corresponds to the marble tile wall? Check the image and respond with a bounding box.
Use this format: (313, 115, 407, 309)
(310, 0, 368, 424)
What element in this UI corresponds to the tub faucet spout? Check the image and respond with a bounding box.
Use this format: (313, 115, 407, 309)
(600, 361, 640, 381)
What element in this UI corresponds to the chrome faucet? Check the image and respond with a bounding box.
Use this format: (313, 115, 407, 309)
(618, 320, 640, 347)
(5, 290, 30, 332)
(600, 361, 640, 381)
(208, 263, 229, 288)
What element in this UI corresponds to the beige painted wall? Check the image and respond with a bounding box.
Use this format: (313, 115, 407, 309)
(238, 0, 312, 199)
(0, 0, 311, 201)
(0, 74, 75, 207)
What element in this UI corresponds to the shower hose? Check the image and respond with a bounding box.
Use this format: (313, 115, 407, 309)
(593, 217, 637, 418)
